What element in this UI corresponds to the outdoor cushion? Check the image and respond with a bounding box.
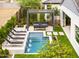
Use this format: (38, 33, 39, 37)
(33, 22, 48, 28)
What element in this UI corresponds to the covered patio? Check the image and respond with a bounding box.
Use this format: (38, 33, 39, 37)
(26, 9, 54, 31)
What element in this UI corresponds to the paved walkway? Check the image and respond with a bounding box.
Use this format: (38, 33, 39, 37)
(47, 31, 64, 36)
(53, 32, 64, 36)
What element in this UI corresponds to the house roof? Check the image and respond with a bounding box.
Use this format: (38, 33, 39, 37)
(43, 0, 63, 4)
(0, 3, 20, 9)
(74, 0, 79, 7)
(73, 0, 79, 12)
(61, 0, 79, 16)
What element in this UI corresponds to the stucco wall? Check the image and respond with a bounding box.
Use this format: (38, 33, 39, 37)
(61, 5, 79, 56)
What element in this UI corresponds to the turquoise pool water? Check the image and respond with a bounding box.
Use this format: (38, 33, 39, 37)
(25, 32, 49, 53)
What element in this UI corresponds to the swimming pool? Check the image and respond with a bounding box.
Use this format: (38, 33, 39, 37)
(25, 32, 49, 53)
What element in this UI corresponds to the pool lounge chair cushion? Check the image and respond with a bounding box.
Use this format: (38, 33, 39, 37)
(10, 31, 26, 36)
(8, 34, 24, 39)
(13, 28, 26, 33)
(6, 38, 23, 44)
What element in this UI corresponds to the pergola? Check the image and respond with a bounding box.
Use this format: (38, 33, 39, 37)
(26, 9, 54, 31)
(43, 0, 63, 4)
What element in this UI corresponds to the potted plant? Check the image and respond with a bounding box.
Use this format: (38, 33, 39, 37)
(54, 7, 60, 26)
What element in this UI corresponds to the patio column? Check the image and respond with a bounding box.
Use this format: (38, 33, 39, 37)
(27, 11, 29, 31)
(52, 12, 54, 26)
(60, 10, 64, 27)
(44, 4, 48, 21)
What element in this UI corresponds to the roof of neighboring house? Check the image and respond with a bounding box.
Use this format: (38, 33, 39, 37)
(74, 0, 79, 6)
(0, 0, 12, 3)
(0, 2, 20, 28)
(43, 0, 63, 4)
(73, 0, 79, 12)
(61, 0, 79, 16)
(0, 3, 20, 9)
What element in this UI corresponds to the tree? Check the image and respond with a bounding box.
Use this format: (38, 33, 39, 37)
(17, 0, 41, 8)
(16, 0, 42, 24)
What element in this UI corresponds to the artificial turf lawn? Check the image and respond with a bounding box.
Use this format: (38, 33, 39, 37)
(15, 54, 39, 58)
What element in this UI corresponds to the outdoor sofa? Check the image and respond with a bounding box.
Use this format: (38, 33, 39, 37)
(33, 22, 48, 28)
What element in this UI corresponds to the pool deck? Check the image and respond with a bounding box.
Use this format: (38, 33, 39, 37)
(2, 26, 53, 54)
(2, 26, 26, 54)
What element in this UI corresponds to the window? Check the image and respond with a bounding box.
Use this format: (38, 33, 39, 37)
(75, 25, 79, 43)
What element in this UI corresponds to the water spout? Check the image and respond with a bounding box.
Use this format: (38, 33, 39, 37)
(27, 48, 30, 52)
(29, 44, 32, 47)
(29, 39, 32, 43)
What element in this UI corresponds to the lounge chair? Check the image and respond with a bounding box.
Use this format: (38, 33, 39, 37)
(8, 34, 24, 40)
(10, 31, 26, 36)
(5, 45, 22, 47)
(13, 28, 26, 33)
(5, 38, 23, 44)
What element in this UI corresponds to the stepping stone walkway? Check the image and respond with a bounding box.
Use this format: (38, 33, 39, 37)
(59, 32, 64, 35)
(47, 32, 52, 36)
(53, 32, 58, 35)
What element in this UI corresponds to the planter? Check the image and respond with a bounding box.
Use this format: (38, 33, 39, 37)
(54, 16, 60, 20)
(54, 16, 60, 26)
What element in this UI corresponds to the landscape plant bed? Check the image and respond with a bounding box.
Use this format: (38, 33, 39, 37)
(0, 16, 17, 58)
(15, 36, 78, 58)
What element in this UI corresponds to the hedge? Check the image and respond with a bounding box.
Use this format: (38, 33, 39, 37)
(0, 16, 16, 44)
(0, 16, 16, 58)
